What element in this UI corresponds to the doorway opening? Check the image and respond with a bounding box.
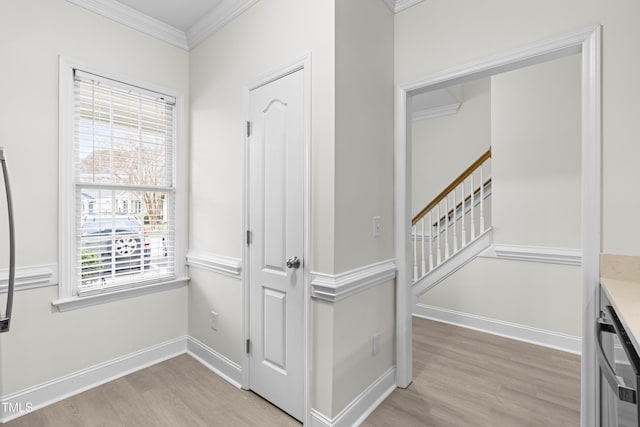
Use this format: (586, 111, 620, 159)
(394, 26, 601, 427)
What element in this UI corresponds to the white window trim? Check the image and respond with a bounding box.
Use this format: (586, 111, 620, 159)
(55, 56, 189, 311)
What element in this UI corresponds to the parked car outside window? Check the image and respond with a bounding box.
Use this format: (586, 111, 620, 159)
(80, 215, 150, 282)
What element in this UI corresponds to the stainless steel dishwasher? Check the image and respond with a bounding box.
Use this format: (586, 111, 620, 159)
(597, 287, 640, 427)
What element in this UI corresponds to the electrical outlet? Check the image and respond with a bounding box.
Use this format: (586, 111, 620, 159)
(210, 311, 218, 331)
(373, 216, 382, 238)
(372, 333, 380, 356)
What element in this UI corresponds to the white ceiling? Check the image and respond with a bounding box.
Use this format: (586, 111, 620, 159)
(66, 0, 425, 51)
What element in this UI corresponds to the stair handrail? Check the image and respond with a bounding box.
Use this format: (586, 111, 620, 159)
(412, 147, 492, 226)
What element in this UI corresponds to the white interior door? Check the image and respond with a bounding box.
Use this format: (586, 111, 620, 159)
(248, 68, 304, 421)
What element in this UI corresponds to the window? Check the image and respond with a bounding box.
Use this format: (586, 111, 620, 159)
(59, 64, 185, 303)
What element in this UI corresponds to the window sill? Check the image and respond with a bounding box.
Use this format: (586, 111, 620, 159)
(52, 276, 189, 312)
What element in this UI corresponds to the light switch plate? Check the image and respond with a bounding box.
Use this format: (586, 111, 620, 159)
(373, 216, 382, 238)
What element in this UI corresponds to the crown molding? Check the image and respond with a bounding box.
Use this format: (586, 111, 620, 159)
(382, 0, 425, 13)
(65, 0, 189, 50)
(68, 0, 419, 50)
(413, 102, 460, 121)
(186, 0, 260, 49)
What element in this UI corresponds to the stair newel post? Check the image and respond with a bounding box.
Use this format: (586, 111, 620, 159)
(421, 219, 426, 278)
(452, 185, 458, 253)
(461, 178, 466, 247)
(480, 162, 485, 233)
(436, 203, 442, 266)
(470, 172, 476, 240)
(413, 223, 418, 281)
(428, 211, 433, 271)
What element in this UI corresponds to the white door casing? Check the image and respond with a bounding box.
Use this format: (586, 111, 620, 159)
(395, 26, 601, 427)
(247, 68, 305, 421)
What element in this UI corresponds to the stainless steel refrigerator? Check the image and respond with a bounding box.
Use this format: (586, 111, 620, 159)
(0, 147, 15, 334)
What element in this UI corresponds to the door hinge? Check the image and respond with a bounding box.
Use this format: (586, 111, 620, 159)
(246, 230, 252, 245)
(246, 339, 251, 354)
(246, 121, 252, 137)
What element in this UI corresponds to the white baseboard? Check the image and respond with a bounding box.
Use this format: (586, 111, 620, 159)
(414, 303, 581, 355)
(310, 367, 396, 427)
(0, 336, 188, 423)
(187, 336, 243, 388)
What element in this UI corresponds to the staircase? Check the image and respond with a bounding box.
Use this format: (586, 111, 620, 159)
(412, 148, 493, 298)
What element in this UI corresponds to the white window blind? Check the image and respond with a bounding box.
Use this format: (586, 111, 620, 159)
(73, 70, 176, 296)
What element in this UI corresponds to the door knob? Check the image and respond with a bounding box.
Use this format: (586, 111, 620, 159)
(286, 256, 301, 269)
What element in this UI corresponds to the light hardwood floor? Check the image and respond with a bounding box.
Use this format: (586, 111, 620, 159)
(4, 317, 580, 426)
(3, 355, 301, 427)
(363, 316, 581, 427)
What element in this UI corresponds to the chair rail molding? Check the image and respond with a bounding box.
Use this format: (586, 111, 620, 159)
(311, 260, 397, 303)
(479, 244, 582, 266)
(186, 250, 242, 278)
(0, 263, 57, 293)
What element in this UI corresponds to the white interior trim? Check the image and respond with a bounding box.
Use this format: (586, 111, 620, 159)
(186, 250, 242, 278)
(186, 0, 259, 49)
(381, 0, 425, 13)
(0, 336, 187, 423)
(64, 0, 188, 50)
(187, 336, 243, 388)
(414, 303, 582, 355)
(0, 264, 57, 293)
(311, 260, 397, 303)
(479, 244, 582, 266)
(64, 0, 259, 51)
(412, 228, 493, 299)
(51, 277, 189, 312)
(309, 367, 396, 427)
(395, 27, 602, 427)
(242, 53, 313, 426)
(412, 102, 460, 121)
(0, 335, 248, 423)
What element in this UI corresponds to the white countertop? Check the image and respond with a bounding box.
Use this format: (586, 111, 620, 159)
(601, 277, 640, 354)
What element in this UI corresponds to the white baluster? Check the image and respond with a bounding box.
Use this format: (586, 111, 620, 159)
(480, 163, 485, 233)
(428, 211, 433, 270)
(444, 195, 449, 259)
(470, 172, 476, 240)
(436, 203, 442, 265)
(421, 219, 426, 278)
(452, 186, 458, 253)
(461, 179, 466, 247)
(412, 223, 418, 281)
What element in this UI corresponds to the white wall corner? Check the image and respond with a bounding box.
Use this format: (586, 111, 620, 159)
(311, 260, 397, 303)
(185, 0, 260, 49)
(310, 368, 396, 427)
(64, 0, 188, 50)
(186, 250, 242, 278)
(187, 336, 243, 388)
(414, 303, 582, 355)
(0, 263, 58, 293)
(478, 244, 582, 266)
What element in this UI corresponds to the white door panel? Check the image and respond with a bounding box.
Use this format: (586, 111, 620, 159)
(248, 69, 304, 421)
